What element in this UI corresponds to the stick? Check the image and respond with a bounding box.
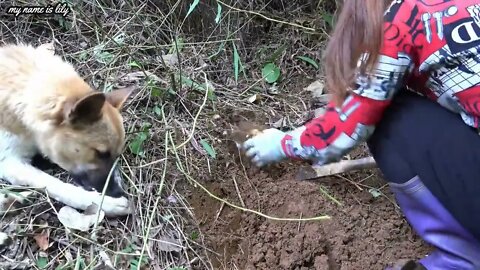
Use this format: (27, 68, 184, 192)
(296, 157, 377, 180)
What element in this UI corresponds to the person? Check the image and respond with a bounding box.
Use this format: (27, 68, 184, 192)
(242, 0, 480, 269)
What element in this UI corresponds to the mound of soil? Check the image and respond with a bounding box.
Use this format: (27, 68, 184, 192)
(188, 147, 432, 269)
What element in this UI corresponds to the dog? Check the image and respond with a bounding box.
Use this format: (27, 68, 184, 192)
(0, 42, 133, 216)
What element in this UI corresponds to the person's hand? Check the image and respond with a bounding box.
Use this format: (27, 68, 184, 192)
(243, 128, 287, 167)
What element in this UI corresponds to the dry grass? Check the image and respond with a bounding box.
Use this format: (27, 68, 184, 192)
(0, 0, 339, 269)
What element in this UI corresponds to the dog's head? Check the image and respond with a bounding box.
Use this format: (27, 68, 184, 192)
(39, 80, 134, 198)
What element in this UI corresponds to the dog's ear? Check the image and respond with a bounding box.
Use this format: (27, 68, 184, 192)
(65, 92, 106, 125)
(105, 86, 134, 110)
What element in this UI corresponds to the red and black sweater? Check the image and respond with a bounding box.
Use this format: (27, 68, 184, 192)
(282, 0, 480, 165)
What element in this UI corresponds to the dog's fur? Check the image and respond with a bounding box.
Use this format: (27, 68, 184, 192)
(0, 43, 133, 216)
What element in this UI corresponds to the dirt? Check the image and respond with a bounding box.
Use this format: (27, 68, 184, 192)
(187, 115, 432, 270)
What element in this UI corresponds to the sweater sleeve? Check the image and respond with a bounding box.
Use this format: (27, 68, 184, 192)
(280, 48, 414, 166)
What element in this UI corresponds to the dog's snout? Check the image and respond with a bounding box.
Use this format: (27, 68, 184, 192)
(106, 179, 125, 198)
(106, 168, 126, 198)
(72, 165, 125, 198)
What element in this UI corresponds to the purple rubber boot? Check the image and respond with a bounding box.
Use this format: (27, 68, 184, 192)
(387, 176, 480, 270)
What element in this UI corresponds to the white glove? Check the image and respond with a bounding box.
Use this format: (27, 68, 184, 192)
(242, 128, 287, 167)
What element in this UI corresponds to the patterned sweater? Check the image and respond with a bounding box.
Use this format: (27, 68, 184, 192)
(281, 0, 480, 165)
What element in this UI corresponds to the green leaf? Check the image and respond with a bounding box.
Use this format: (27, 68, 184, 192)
(79, 50, 88, 61)
(169, 37, 184, 54)
(200, 139, 216, 159)
(208, 41, 225, 59)
(93, 45, 114, 64)
(36, 256, 48, 269)
(130, 256, 148, 270)
(296, 55, 319, 69)
(147, 78, 163, 97)
(368, 188, 382, 198)
(190, 230, 199, 241)
(167, 87, 176, 95)
(103, 83, 114, 93)
(185, 0, 200, 18)
(142, 122, 152, 131)
(123, 246, 134, 253)
(96, 51, 114, 64)
(232, 42, 240, 83)
(153, 106, 162, 116)
(207, 87, 217, 101)
(162, 214, 174, 222)
(168, 268, 187, 270)
(113, 32, 126, 45)
(215, 3, 222, 24)
(177, 74, 216, 100)
(323, 13, 334, 28)
(74, 256, 86, 270)
(128, 61, 142, 69)
(262, 63, 280, 84)
(151, 87, 161, 97)
(129, 131, 149, 156)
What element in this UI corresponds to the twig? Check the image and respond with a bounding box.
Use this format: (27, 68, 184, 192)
(296, 157, 377, 180)
(318, 185, 342, 206)
(232, 175, 245, 208)
(214, 202, 225, 222)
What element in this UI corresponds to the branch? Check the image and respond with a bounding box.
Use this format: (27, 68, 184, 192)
(296, 157, 377, 180)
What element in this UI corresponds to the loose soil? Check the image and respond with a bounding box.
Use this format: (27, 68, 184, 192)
(187, 114, 432, 270)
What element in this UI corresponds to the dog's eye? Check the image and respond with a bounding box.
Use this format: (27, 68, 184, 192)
(96, 150, 111, 159)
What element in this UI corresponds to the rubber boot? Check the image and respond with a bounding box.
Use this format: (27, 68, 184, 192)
(387, 176, 480, 270)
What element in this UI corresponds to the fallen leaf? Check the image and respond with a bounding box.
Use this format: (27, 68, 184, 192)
(368, 188, 382, 198)
(247, 94, 260, 103)
(120, 71, 165, 84)
(190, 137, 207, 156)
(157, 234, 183, 252)
(166, 195, 177, 204)
(99, 250, 114, 269)
(161, 53, 179, 67)
(267, 84, 279, 95)
(33, 229, 50, 251)
(305, 80, 325, 98)
(272, 117, 286, 128)
(57, 204, 105, 232)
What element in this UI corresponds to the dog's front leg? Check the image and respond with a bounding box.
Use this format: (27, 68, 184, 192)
(0, 158, 132, 216)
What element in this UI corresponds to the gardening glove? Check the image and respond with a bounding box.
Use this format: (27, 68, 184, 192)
(243, 128, 288, 167)
(243, 126, 306, 167)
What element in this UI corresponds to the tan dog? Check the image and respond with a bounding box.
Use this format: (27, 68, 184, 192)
(0, 43, 133, 216)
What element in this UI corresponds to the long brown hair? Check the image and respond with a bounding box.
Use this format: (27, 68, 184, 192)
(324, 0, 389, 106)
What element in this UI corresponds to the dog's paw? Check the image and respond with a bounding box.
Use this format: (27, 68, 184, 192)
(96, 196, 132, 217)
